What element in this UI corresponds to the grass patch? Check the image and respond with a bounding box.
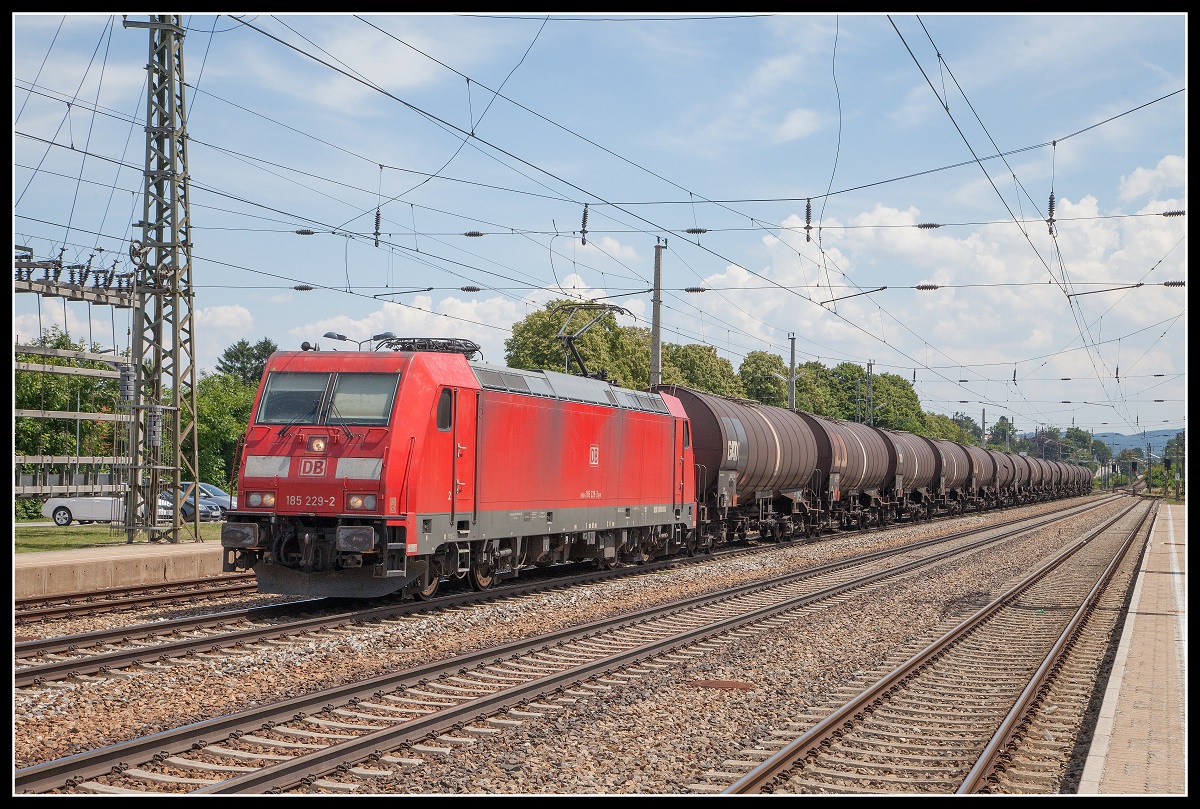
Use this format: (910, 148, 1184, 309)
(14, 522, 224, 553)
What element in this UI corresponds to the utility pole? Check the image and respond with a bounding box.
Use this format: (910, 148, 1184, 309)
(787, 333, 796, 409)
(649, 239, 664, 388)
(865, 360, 874, 426)
(122, 14, 200, 543)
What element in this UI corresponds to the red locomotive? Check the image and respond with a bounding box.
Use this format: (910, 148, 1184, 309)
(223, 336, 1092, 599)
(221, 338, 695, 598)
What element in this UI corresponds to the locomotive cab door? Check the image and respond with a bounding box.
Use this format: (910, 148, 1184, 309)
(451, 388, 478, 535)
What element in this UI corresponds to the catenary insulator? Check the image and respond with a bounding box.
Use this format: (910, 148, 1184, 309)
(580, 203, 589, 245)
(1163, 280, 1184, 287)
(464, 231, 484, 237)
(684, 286, 707, 293)
(1162, 210, 1185, 217)
(119, 365, 136, 401)
(916, 223, 941, 229)
(686, 228, 707, 235)
(460, 285, 481, 292)
(295, 229, 315, 235)
(293, 285, 314, 291)
(915, 284, 939, 290)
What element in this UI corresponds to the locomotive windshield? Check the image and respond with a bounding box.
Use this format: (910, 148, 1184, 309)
(257, 372, 329, 424)
(327, 373, 399, 426)
(257, 371, 399, 426)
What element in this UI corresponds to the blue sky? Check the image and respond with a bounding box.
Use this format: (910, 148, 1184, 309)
(13, 13, 1187, 442)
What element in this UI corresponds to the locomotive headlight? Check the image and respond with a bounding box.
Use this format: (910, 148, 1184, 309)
(247, 492, 275, 508)
(347, 494, 377, 510)
(307, 436, 327, 453)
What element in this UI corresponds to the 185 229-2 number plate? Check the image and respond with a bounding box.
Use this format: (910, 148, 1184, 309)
(286, 495, 336, 507)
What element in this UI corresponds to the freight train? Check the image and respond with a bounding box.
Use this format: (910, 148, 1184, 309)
(220, 338, 1093, 599)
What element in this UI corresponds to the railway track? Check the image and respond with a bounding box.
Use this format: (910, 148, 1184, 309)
(15, 496, 1129, 795)
(15, 574, 260, 623)
(14, 497, 1117, 689)
(714, 498, 1152, 794)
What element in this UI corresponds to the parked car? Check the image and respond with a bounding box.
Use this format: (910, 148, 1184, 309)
(181, 482, 236, 511)
(42, 495, 171, 527)
(164, 489, 224, 522)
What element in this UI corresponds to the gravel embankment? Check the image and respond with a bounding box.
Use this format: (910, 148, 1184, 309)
(15, 496, 1122, 790)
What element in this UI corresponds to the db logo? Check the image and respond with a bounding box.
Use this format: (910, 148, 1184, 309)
(299, 458, 327, 476)
(589, 445, 599, 466)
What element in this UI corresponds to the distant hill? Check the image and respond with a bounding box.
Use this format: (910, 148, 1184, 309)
(1015, 428, 1181, 456)
(1091, 429, 1181, 455)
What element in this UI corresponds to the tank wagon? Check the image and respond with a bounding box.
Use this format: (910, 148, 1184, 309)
(223, 340, 1093, 600)
(658, 385, 1091, 541)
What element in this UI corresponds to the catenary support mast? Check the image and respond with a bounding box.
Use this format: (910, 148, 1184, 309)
(122, 14, 200, 543)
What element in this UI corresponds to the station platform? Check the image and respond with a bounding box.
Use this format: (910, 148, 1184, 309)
(13, 538, 225, 600)
(1079, 501, 1188, 795)
(10, 501, 1187, 794)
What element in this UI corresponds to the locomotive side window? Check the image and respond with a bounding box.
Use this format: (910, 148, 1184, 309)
(683, 421, 691, 449)
(436, 388, 453, 431)
(257, 372, 331, 424)
(328, 373, 399, 426)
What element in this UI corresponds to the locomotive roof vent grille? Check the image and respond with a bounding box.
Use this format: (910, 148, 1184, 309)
(499, 372, 531, 392)
(376, 336, 481, 356)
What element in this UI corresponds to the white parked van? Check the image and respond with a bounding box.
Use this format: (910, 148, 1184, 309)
(41, 495, 173, 527)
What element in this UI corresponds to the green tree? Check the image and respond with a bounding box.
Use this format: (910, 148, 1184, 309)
(951, 412, 982, 445)
(922, 412, 971, 442)
(738, 351, 788, 407)
(661, 343, 745, 398)
(180, 371, 258, 491)
(987, 416, 1015, 449)
(871, 373, 925, 433)
(828, 362, 866, 420)
(793, 361, 838, 417)
(15, 326, 124, 463)
(1164, 431, 1185, 480)
(216, 338, 278, 386)
(505, 300, 649, 389)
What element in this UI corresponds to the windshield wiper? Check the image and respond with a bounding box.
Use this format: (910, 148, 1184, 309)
(327, 401, 356, 440)
(277, 404, 318, 437)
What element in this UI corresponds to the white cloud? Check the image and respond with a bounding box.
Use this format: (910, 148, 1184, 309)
(195, 305, 256, 373)
(1119, 155, 1185, 202)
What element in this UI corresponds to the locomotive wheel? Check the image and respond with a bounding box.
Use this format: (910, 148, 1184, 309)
(468, 563, 494, 591)
(413, 573, 440, 601)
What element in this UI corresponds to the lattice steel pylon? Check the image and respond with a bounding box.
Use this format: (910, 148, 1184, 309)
(121, 14, 200, 543)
